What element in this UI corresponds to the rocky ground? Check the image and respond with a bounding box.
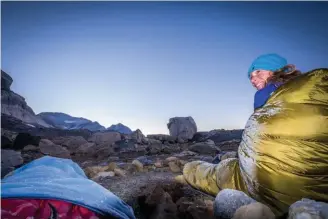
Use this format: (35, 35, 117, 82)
(2, 115, 243, 219)
(2, 116, 328, 219)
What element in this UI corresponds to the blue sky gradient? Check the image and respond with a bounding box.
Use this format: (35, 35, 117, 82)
(2, 2, 328, 134)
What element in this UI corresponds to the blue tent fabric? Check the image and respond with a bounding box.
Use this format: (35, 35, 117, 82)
(1, 156, 136, 219)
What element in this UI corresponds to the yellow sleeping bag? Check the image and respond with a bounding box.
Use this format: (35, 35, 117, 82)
(183, 68, 328, 216)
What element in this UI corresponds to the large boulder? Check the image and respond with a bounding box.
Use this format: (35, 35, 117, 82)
(88, 131, 121, 145)
(75, 142, 96, 155)
(39, 139, 71, 159)
(189, 140, 220, 155)
(167, 117, 197, 141)
(50, 136, 88, 153)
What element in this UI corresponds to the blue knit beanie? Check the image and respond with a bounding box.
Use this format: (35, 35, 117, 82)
(247, 53, 287, 79)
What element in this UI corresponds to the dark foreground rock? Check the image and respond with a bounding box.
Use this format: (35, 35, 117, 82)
(192, 129, 243, 144)
(288, 198, 328, 219)
(1, 149, 23, 177)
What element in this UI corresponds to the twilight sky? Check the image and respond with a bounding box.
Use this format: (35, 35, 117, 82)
(2, 1, 328, 134)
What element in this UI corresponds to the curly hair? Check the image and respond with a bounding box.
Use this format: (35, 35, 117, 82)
(267, 64, 302, 84)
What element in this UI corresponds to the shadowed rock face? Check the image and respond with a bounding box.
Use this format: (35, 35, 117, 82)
(1, 70, 13, 91)
(1, 70, 51, 128)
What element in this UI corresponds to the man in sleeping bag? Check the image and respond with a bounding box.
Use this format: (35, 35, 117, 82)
(1, 156, 136, 219)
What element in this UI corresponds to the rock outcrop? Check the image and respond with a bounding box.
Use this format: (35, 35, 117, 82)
(167, 117, 197, 141)
(1, 71, 51, 128)
(39, 139, 71, 159)
(1, 70, 13, 91)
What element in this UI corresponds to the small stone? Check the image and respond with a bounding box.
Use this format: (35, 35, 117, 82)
(166, 156, 179, 162)
(169, 161, 181, 173)
(232, 202, 275, 219)
(136, 156, 153, 166)
(113, 168, 126, 177)
(204, 200, 215, 216)
(107, 162, 117, 171)
(155, 160, 163, 168)
(214, 189, 256, 219)
(92, 171, 115, 180)
(84, 166, 108, 178)
(132, 159, 144, 171)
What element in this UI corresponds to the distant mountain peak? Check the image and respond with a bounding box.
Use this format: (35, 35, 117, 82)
(107, 123, 132, 134)
(37, 112, 133, 134)
(37, 112, 106, 131)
